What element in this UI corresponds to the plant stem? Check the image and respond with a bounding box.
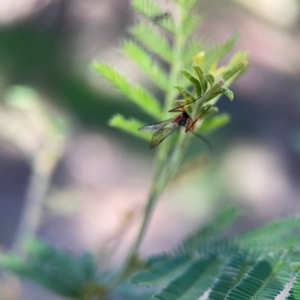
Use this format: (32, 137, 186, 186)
(12, 144, 63, 254)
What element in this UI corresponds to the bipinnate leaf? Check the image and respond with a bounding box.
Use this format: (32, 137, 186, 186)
(131, 0, 164, 19)
(286, 271, 300, 300)
(237, 216, 300, 250)
(225, 253, 293, 300)
(130, 22, 172, 63)
(93, 62, 162, 119)
(207, 254, 249, 300)
(0, 238, 101, 298)
(121, 40, 169, 91)
(108, 114, 151, 141)
(152, 255, 223, 300)
(131, 254, 192, 286)
(131, 0, 175, 33)
(184, 40, 205, 67)
(179, 13, 201, 39)
(174, 0, 201, 10)
(203, 33, 239, 71)
(178, 206, 239, 253)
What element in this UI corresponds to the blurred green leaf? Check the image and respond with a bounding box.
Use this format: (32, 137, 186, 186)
(130, 22, 172, 64)
(202, 33, 239, 71)
(121, 41, 169, 91)
(199, 113, 231, 134)
(109, 114, 151, 141)
(0, 238, 102, 298)
(93, 62, 162, 119)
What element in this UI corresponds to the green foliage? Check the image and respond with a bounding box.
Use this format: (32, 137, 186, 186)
(121, 40, 169, 91)
(3, 1, 285, 300)
(131, 254, 192, 286)
(93, 0, 247, 143)
(199, 113, 231, 134)
(109, 114, 151, 141)
(129, 209, 300, 300)
(0, 238, 102, 298)
(225, 253, 292, 300)
(202, 33, 239, 71)
(129, 22, 172, 63)
(178, 206, 239, 254)
(92, 62, 162, 120)
(2, 209, 300, 299)
(287, 271, 300, 300)
(131, 0, 175, 33)
(152, 255, 223, 300)
(207, 254, 249, 300)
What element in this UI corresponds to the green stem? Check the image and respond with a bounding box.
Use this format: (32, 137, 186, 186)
(124, 189, 159, 264)
(12, 144, 64, 254)
(115, 3, 199, 286)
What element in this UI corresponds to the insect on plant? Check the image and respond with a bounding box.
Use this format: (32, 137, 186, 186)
(138, 98, 212, 149)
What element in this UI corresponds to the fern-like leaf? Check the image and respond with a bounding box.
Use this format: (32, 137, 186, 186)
(130, 22, 172, 63)
(178, 206, 239, 253)
(237, 216, 300, 250)
(131, 254, 192, 286)
(93, 62, 162, 119)
(108, 114, 151, 141)
(286, 271, 300, 300)
(152, 255, 223, 300)
(0, 238, 101, 298)
(207, 254, 250, 300)
(225, 253, 293, 300)
(184, 40, 205, 67)
(131, 0, 175, 33)
(202, 33, 239, 71)
(121, 40, 169, 91)
(179, 13, 201, 40)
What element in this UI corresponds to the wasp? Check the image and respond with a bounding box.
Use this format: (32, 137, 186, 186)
(138, 99, 212, 149)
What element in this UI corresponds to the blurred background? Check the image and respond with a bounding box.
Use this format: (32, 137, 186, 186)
(0, 0, 299, 299)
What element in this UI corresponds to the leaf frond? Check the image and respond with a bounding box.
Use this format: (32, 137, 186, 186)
(152, 255, 223, 300)
(93, 62, 162, 119)
(108, 114, 151, 141)
(286, 271, 300, 300)
(237, 216, 300, 250)
(207, 254, 250, 300)
(130, 254, 192, 286)
(130, 22, 172, 63)
(179, 13, 201, 40)
(183, 40, 205, 67)
(201, 33, 239, 71)
(178, 206, 239, 254)
(131, 0, 175, 33)
(225, 253, 293, 300)
(121, 40, 169, 91)
(174, 0, 201, 11)
(0, 238, 101, 298)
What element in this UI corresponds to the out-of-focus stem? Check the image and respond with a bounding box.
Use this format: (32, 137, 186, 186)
(12, 143, 64, 254)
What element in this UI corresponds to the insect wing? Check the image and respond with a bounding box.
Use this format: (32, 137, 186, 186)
(138, 119, 172, 133)
(149, 125, 177, 148)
